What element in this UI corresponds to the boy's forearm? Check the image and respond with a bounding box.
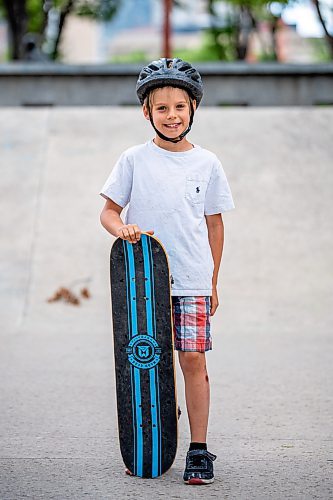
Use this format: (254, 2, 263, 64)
(100, 209, 124, 237)
(207, 221, 224, 288)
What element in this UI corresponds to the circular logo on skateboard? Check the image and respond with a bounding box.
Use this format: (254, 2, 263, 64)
(126, 335, 161, 369)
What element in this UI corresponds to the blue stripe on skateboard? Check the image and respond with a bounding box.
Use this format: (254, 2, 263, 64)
(142, 236, 153, 334)
(142, 235, 161, 477)
(123, 241, 137, 475)
(149, 370, 158, 477)
(148, 236, 162, 475)
(127, 243, 137, 334)
(124, 240, 143, 477)
(133, 366, 142, 476)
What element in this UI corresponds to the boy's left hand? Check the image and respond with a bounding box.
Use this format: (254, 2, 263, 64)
(210, 287, 219, 316)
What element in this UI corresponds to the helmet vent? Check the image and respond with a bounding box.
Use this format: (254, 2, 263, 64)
(149, 64, 159, 71)
(179, 64, 191, 72)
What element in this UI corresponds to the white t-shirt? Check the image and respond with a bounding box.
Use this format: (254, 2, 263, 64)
(100, 140, 235, 296)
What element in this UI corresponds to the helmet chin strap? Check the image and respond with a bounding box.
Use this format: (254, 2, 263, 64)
(148, 101, 194, 144)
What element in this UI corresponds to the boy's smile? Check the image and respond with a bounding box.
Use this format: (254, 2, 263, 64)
(163, 121, 183, 136)
(164, 123, 181, 129)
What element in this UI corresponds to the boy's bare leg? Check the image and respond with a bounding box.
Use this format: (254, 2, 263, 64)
(178, 351, 210, 442)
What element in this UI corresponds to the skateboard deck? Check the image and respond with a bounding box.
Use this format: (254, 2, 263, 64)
(110, 233, 178, 478)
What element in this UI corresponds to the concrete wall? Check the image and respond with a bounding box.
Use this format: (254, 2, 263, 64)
(0, 62, 333, 106)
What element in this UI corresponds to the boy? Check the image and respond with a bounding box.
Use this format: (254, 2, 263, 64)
(100, 58, 234, 484)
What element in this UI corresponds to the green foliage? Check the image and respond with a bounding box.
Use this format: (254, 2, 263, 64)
(309, 37, 331, 62)
(258, 51, 278, 61)
(110, 50, 148, 63)
(210, 0, 288, 9)
(208, 26, 237, 61)
(0, 1, 6, 18)
(75, 0, 120, 20)
(176, 29, 236, 62)
(26, 0, 44, 32)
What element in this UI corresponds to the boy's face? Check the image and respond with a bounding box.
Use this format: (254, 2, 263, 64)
(143, 86, 196, 141)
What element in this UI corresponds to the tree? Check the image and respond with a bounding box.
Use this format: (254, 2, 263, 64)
(0, 0, 121, 61)
(206, 0, 333, 61)
(206, 0, 289, 61)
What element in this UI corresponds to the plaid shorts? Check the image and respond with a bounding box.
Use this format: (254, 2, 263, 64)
(172, 296, 212, 352)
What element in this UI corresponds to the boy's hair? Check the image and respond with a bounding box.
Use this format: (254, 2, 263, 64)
(143, 86, 193, 110)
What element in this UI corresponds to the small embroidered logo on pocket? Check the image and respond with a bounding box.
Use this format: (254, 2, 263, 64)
(186, 178, 206, 204)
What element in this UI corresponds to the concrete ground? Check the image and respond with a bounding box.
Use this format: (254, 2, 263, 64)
(0, 107, 332, 499)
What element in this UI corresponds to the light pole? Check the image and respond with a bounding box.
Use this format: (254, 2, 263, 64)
(163, 0, 172, 58)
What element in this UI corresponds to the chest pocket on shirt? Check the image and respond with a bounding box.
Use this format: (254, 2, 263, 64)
(185, 177, 207, 205)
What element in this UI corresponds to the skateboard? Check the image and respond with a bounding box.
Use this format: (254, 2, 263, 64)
(110, 233, 178, 478)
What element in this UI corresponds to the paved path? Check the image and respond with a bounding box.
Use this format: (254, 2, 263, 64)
(0, 107, 332, 499)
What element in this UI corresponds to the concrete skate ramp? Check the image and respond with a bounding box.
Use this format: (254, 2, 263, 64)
(1, 108, 332, 499)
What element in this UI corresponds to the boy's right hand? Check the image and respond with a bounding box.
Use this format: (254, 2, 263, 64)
(117, 224, 154, 244)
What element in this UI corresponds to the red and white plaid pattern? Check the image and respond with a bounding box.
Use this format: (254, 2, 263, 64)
(172, 296, 212, 352)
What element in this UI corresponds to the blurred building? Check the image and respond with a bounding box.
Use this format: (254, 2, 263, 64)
(61, 0, 207, 63)
(59, 0, 331, 64)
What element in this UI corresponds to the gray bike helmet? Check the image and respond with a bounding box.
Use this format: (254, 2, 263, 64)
(136, 58, 203, 106)
(136, 58, 203, 143)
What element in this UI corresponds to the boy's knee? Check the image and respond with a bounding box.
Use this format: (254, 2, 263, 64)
(179, 351, 207, 375)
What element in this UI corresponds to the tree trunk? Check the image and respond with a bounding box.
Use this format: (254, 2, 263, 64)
(270, 17, 279, 61)
(3, 0, 28, 59)
(51, 0, 75, 60)
(312, 0, 333, 58)
(40, 0, 51, 35)
(236, 6, 256, 60)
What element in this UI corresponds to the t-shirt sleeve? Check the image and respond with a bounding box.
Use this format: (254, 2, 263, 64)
(204, 159, 235, 215)
(99, 152, 133, 208)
